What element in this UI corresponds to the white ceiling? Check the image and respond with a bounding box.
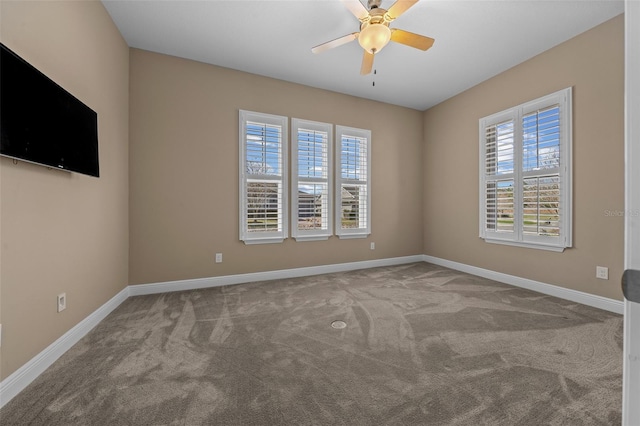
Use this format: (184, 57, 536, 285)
(101, 0, 624, 111)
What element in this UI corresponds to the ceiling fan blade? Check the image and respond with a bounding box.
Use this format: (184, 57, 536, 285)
(312, 33, 359, 54)
(360, 50, 374, 75)
(341, 0, 370, 20)
(390, 29, 434, 51)
(386, 0, 419, 20)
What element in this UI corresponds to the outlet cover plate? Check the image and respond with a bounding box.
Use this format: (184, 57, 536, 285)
(57, 293, 67, 312)
(596, 266, 609, 280)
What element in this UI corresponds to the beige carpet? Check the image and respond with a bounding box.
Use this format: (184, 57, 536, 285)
(1, 262, 622, 425)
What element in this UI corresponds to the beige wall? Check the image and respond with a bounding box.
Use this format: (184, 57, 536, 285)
(129, 49, 424, 285)
(0, 1, 129, 380)
(423, 15, 625, 300)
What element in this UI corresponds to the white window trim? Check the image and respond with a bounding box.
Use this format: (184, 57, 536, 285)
(291, 118, 333, 241)
(239, 110, 288, 245)
(335, 125, 371, 239)
(478, 87, 573, 252)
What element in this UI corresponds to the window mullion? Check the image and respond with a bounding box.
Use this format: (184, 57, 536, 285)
(340, 178, 367, 185)
(299, 176, 328, 184)
(522, 168, 560, 178)
(514, 109, 524, 243)
(247, 174, 281, 181)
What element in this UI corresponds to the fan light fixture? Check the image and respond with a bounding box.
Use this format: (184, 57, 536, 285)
(312, 0, 435, 75)
(358, 23, 391, 53)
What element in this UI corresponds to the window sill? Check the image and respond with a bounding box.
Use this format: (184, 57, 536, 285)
(243, 237, 286, 245)
(482, 237, 567, 252)
(293, 235, 331, 242)
(337, 233, 370, 240)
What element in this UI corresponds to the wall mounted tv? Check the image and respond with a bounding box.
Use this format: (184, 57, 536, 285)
(1, 43, 99, 177)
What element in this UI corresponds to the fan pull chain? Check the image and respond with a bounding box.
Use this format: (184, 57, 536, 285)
(373, 69, 377, 87)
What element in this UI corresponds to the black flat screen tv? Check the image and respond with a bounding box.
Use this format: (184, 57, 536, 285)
(1, 43, 99, 177)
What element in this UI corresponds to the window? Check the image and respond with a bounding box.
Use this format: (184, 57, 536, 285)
(291, 119, 333, 241)
(239, 110, 288, 244)
(479, 87, 572, 251)
(336, 125, 371, 239)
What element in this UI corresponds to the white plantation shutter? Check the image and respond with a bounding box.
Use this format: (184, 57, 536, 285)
(239, 110, 288, 244)
(291, 119, 333, 241)
(336, 126, 371, 239)
(522, 105, 562, 239)
(484, 117, 516, 235)
(523, 175, 560, 236)
(479, 88, 572, 251)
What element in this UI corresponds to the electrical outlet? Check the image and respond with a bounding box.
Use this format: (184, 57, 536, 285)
(57, 293, 67, 312)
(596, 266, 609, 280)
(215, 253, 223, 263)
(370, 242, 375, 250)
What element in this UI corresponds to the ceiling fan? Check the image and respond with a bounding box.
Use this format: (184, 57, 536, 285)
(312, 0, 435, 75)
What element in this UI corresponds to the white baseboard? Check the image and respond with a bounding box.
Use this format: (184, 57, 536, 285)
(421, 255, 624, 314)
(1, 253, 621, 409)
(129, 255, 425, 296)
(0, 286, 130, 409)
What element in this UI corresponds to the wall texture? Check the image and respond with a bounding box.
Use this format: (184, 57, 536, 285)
(423, 15, 624, 300)
(0, 1, 129, 380)
(128, 49, 424, 285)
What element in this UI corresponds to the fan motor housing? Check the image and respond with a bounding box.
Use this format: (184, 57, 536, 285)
(361, 7, 389, 27)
